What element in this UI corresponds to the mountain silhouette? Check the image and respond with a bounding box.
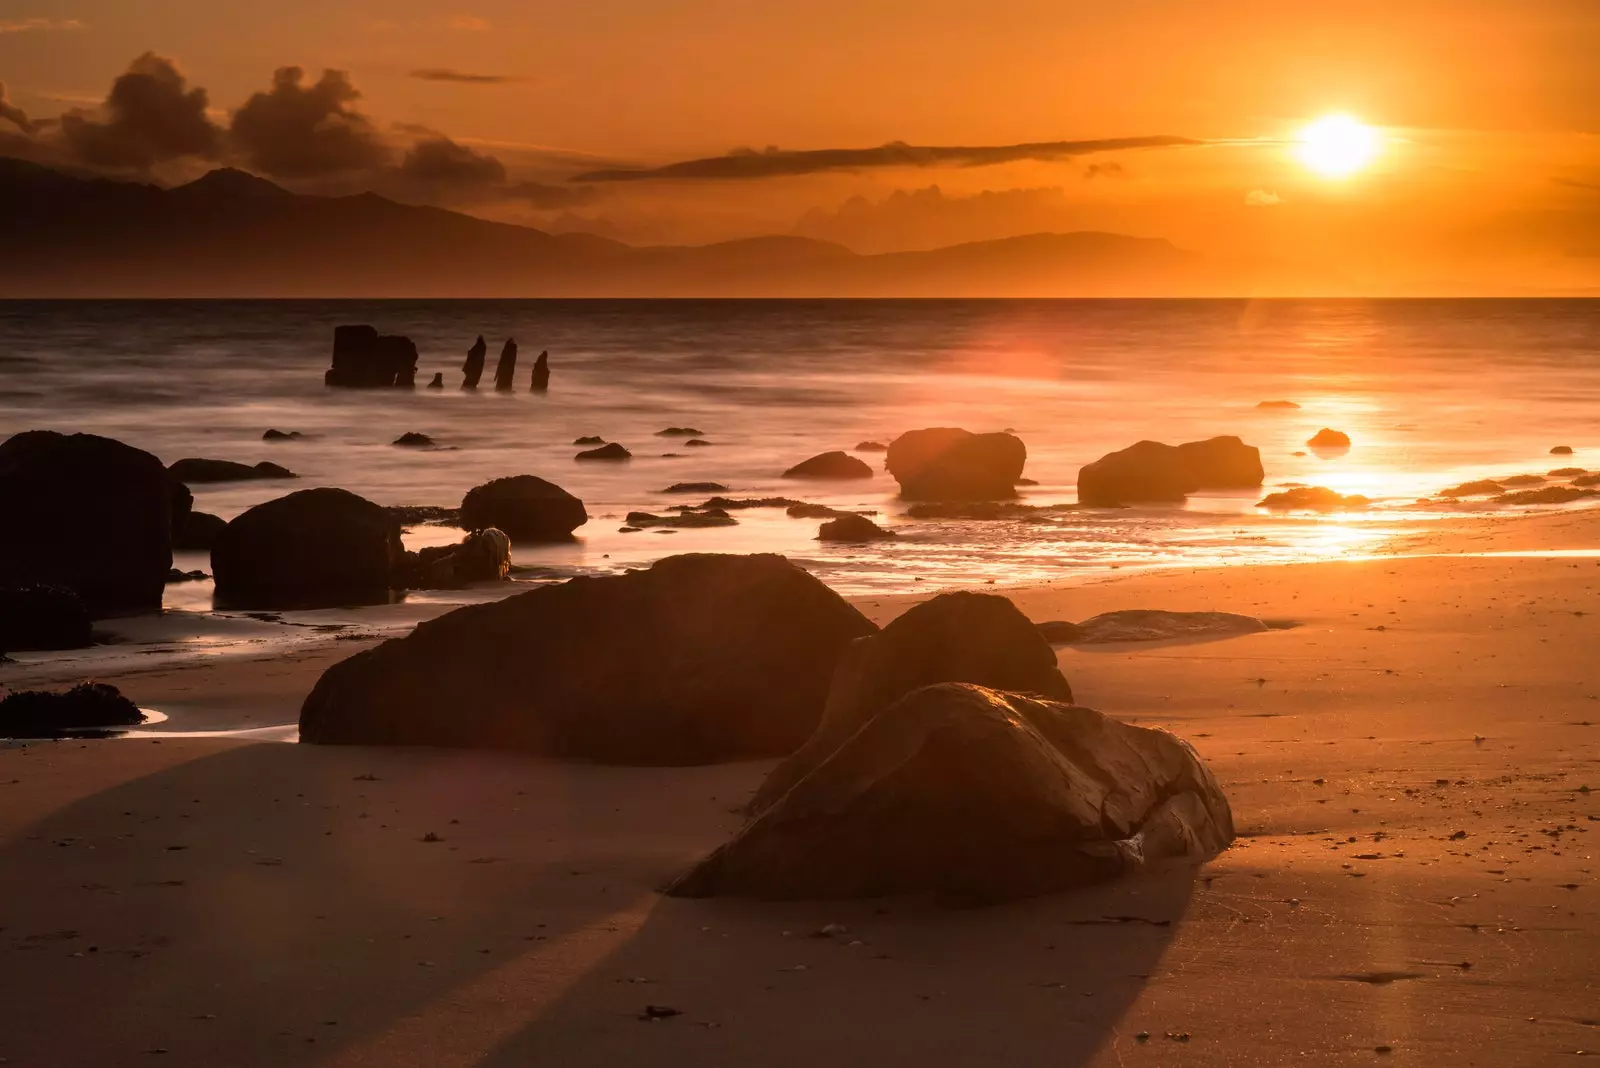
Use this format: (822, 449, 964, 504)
(0, 159, 1331, 296)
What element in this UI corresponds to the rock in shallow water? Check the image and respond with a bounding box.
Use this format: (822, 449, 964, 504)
(168, 458, 297, 483)
(886, 428, 1025, 500)
(817, 514, 895, 541)
(459, 475, 586, 541)
(0, 682, 144, 737)
(783, 451, 874, 479)
(668, 682, 1233, 904)
(1257, 486, 1370, 511)
(299, 553, 877, 763)
(576, 442, 632, 461)
(1077, 436, 1262, 507)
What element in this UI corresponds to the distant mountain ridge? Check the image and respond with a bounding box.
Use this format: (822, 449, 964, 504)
(0, 159, 1334, 297)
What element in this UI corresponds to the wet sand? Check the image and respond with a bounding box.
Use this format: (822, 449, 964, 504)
(1, 509, 1596, 1066)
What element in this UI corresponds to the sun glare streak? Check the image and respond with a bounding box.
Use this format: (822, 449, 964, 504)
(1295, 114, 1381, 178)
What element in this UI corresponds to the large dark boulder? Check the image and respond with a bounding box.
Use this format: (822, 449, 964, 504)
(1307, 428, 1351, 449)
(817, 514, 896, 541)
(324, 325, 419, 388)
(0, 584, 93, 652)
(783, 451, 874, 479)
(752, 591, 1072, 812)
(0, 682, 145, 737)
(668, 683, 1234, 904)
(211, 488, 407, 609)
(299, 553, 878, 763)
(885, 428, 1026, 500)
(172, 510, 226, 551)
(168, 458, 297, 483)
(1078, 436, 1264, 507)
(0, 431, 172, 616)
(459, 476, 587, 541)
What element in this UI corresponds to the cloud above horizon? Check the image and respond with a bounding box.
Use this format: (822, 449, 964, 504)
(58, 53, 222, 169)
(410, 68, 517, 85)
(230, 67, 390, 178)
(0, 81, 35, 134)
(0, 17, 85, 34)
(576, 136, 1197, 182)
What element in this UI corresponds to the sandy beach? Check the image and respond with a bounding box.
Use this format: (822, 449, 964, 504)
(2, 507, 1596, 1067)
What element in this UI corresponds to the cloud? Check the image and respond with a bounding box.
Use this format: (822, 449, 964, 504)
(577, 135, 1197, 182)
(391, 135, 505, 196)
(57, 53, 222, 170)
(1084, 161, 1127, 179)
(1554, 177, 1600, 193)
(796, 184, 1104, 253)
(230, 67, 391, 178)
(0, 17, 85, 34)
(1246, 189, 1283, 206)
(505, 180, 600, 210)
(410, 69, 515, 85)
(0, 81, 35, 134)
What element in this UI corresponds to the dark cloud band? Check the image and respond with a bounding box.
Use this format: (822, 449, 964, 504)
(576, 135, 1197, 182)
(410, 69, 515, 85)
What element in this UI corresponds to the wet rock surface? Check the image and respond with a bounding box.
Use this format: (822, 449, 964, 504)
(459, 476, 586, 541)
(817, 514, 896, 541)
(0, 682, 144, 737)
(783, 451, 874, 480)
(886, 428, 1026, 500)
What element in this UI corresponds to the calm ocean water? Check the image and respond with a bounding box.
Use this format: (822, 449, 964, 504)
(1, 298, 1597, 611)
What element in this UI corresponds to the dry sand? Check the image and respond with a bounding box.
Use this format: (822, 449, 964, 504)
(1, 509, 1596, 1066)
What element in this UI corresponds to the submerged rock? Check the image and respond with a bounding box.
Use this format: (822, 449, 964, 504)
(262, 429, 304, 441)
(299, 553, 877, 763)
(1495, 485, 1600, 505)
(1439, 479, 1504, 498)
(886, 428, 1026, 500)
(460, 475, 587, 541)
(573, 435, 606, 446)
(211, 488, 408, 609)
(461, 335, 487, 389)
(0, 682, 144, 737)
(1257, 486, 1370, 511)
(386, 505, 461, 526)
(904, 501, 1072, 520)
(696, 496, 804, 511)
(0, 584, 93, 652)
(168, 458, 297, 483)
(405, 528, 511, 588)
(817, 514, 896, 541)
(663, 482, 730, 494)
(325, 325, 419, 388)
(786, 502, 853, 519)
(0, 431, 172, 617)
(626, 509, 738, 529)
(166, 568, 209, 583)
(752, 591, 1072, 813)
(1257, 400, 1301, 409)
(1307, 428, 1351, 449)
(685, 439, 714, 448)
(656, 427, 705, 437)
(529, 350, 550, 391)
(855, 440, 888, 452)
(783, 451, 874, 480)
(576, 442, 632, 461)
(393, 432, 435, 447)
(1071, 610, 1270, 644)
(1550, 445, 1574, 455)
(670, 683, 1233, 903)
(1576, 473, 1600, 488)
(492, 338, 518, 392)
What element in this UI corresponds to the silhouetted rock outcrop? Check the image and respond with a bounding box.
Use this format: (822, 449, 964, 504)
(459, 475, 587, 541)
(752, 591, 1073, 813)
(1440, 479, 1504, 498)
(262, 429, 303, 441)
(576, 442, 631, 461)
(405, 528, 512, 588)
(855, 441, 888, 451)
(1551, 445, 1574, 455)
(783, 451, 873, 479)
(573, 435, 605, 446)
(393, 432, 435, 447)
(0, 682, 145, 737)
(885, 428, 1026, 500)
(670, 683, 1233, 903)
(1307, 428, 1351, 449)
(1077, 436, 1263, 507)
(530, 350, 549, 391)
(656, 427, 705, 437)
(461, 336, 487, 389)
(493, 338, 518, 391)
(0, 431, 171, 617)
(168, 458, 297, 483)
(0, 584, 93, 653)
(1257, 487, 1370, 511)
(211, 488, 407, 609)
(325, 325, 419, 388)
(817, 514, 896, 541)
(298, 553, 878, 762)
(173, 510, 226, 551)
(664, 482, 730, 494)
(1495, 486, 1600, 505)
(626, 509, 738, 529)
(426, 373, 444, 388)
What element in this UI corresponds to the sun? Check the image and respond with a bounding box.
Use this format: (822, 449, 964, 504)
(1294, 114, 1381, 178)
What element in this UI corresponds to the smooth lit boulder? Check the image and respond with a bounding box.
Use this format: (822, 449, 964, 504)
(783, 451, 874, 479)
(459, 475, 587, 541)
(885, 428, 1026, 500)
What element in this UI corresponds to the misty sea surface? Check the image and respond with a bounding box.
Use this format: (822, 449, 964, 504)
(2, 298, 1597, 639)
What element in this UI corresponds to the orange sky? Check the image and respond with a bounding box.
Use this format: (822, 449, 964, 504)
(4, 0, 1600, 291)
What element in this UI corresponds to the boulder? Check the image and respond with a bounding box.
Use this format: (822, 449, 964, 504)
(406, 528, 511, 588)
(393, 432, 435, 447)
(1035, 620, 1086, 644)
(0, 682, 145, 737)
(299, 553, 878, 763)
(818, 514, 895, 541)
(529, 350, 550, 391)
(1078, 437, 1264, 507)
(1256, 400, 1300, 409)
(0, 431, 171, 616)
(1551, 445, 1574, 455)
(685, 439, 713, 448)
(783, 451, 874, 480)
(211, 488, 407, 609)
(0, 584, 93, 652)
(460, 476, 587, 541)
(573, 436, 606, 445)
(262, 429, 303, 441)
(752, 591, 1072, 813)
(626, 509, 737, 529)
(1307, 428, 1351, 449)
(324, 325, 418, 388)
(492, 338, 518, 392)
(173, 510, 226, 551)
(1174, 436, 1264, 489)
(576, 442, 631, 461)
(168, 458, 297, 483)
(427, 373, 444, 389)
(663, 482, 730, 494)
(885, 428, 1026, 500)
(1440, 479, 1504, 498)
(1072, 610, 1269, 644)
(166, 569, 209, 583)
(855, 441, 888, 452)
(1495, 486, 1600, 505)
(1257, 487, 1370, 511)
(461, 335, 487, 389)
(787, 502, 852, 519)
(656, 427, 704, 437)
(668, 683, 1233, 903)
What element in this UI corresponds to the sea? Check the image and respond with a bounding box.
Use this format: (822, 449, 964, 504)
(2, 298, 1597, 623)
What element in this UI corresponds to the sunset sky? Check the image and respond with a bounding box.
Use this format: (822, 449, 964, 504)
(4, 0, 1599, 291)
